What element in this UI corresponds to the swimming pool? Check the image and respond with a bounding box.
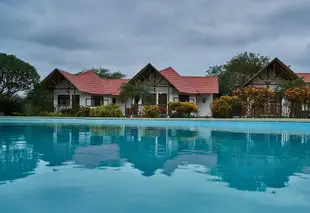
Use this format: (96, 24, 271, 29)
(1, 118, 310, 213)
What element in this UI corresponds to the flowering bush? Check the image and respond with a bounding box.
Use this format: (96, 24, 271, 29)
(211, 96, 238, 118)
(284, 86, 310, 103)
(143, 105, 160, 118)
(233, 87, 275, 108)
(90, 104, 124, 117)
(168, 101, 198, 117)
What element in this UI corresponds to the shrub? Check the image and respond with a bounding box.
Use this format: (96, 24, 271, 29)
(0, 94, 23, 115)
(233, 87, 275, 116)
(233, 87, 275, 108)
(143, 105, 160, 118)
(76, 107, 91, 117)
(90, 104, 124, 117)
(39, 112, 60, 116)
(211, 96, 237, 118)
(168, 102, 198, 117)
(60, 107, 73, 115)
(284, 86, 310, 103)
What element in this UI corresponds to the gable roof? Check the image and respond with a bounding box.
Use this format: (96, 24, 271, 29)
(241, 57, 300, 87)
(42, 65, 219, 95)
(160, 67, 197, 94)
(42, 69, 129, 95)
(296, 73, 310, 83)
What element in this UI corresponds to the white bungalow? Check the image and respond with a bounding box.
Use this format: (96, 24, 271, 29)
(41, 63, 219, 117)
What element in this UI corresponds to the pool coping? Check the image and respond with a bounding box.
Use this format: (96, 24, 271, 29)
(1, 116, 310, 122)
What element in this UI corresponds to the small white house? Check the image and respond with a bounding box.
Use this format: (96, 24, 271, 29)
(41, 63, 219, 117)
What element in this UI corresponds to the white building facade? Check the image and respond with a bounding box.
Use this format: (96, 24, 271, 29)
(42, 64, 219, 117)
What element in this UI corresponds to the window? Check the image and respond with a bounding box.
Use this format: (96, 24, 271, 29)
(142, 94, 156, 105)
(58, 95, 70, 106)
(112, 98, 117, 104)
(85, 96, 103, 107)
(189, 99, 195, 103)
(104, 99, 109, 105)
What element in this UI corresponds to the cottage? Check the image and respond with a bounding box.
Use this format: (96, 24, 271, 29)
(41, 63, 218, 117)
(240, 57, 310, 116)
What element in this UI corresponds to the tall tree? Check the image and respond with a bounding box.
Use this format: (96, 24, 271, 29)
(78, 67, 126, 79)
(206, 52, 270, 95)
(24, 84, 54, 115)
(0, 53, 40, 96)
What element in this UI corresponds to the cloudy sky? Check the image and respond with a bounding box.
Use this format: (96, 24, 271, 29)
(1, 0, 310, 78)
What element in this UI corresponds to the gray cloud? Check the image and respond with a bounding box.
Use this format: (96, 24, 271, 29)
(1, 0, 310, 78)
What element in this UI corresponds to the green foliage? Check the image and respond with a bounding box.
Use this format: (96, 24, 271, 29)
(206, 52, 270, 95)
(24, 84, 54, 115)
(119, 82, 153, 104)
(168, 102, 198, 117)
(143, 105, 160, 118)
(78, 67, 126, 79)
(90, 104, 124, 117)
(0, 94, 23, 115)
(39, 112, 60, 117)
(276, 77, 306, 96)
(0, 53, 40, 96)
(76, 107, 91, 117)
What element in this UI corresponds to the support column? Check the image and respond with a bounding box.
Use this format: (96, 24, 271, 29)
(156, 93, 159, 105)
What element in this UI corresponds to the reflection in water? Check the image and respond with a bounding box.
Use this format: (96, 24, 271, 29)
(1, 123, 310, 193)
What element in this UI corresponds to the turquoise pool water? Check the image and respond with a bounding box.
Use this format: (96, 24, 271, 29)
(0, 118, 310, 213)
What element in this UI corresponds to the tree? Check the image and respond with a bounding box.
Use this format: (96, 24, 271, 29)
(276, 77, 306, 96)
(119, 82, 153, 105)
(0, 53, 40, 96)
(78, 67, 126, 79)
(206, 52, 270, 95)
(24, 84, 54, 115)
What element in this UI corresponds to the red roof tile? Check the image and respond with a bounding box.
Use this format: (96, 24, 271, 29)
(160, 67, 197, 94)
(44, 66, 218, 95)
(160, 67, 218, 94)
(55, 69, 128, 95)
(182, 76, 219, 94)
(296, 73, 310, 83)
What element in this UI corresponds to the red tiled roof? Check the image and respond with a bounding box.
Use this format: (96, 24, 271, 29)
(182, 76, 219, 94)
(44, 66, 218, 95)
(296, 73, 310, 83)
(160, 67, 218, 94)
(55, 69, 129, 95)
(160, 67, 198, 94)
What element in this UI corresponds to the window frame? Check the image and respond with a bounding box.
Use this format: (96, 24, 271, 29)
(58, 95, 70, 106)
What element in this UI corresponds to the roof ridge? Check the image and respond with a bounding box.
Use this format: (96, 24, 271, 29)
(183, 76, 216, 78)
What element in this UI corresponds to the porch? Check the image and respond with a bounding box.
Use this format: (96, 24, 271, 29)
(124, 93, 196, 117)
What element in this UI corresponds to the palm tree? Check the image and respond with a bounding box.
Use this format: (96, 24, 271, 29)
(119, 82, 153, 105)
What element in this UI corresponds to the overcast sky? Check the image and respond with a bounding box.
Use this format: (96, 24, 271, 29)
(1, 0, 310, 78)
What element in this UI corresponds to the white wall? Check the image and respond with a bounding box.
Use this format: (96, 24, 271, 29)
(197, 94, 213, 117)
(53, 79, 215, 116)
(250, 68, 290, 91)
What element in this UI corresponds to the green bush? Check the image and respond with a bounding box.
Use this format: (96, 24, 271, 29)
(76, 107, 91, 117)
(39, 112, 60, 116)
(90, 104, 124, 117)
(168, 101, 198, 117)
(143, 105, 160, 118)
(0, 95, 23, 115)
